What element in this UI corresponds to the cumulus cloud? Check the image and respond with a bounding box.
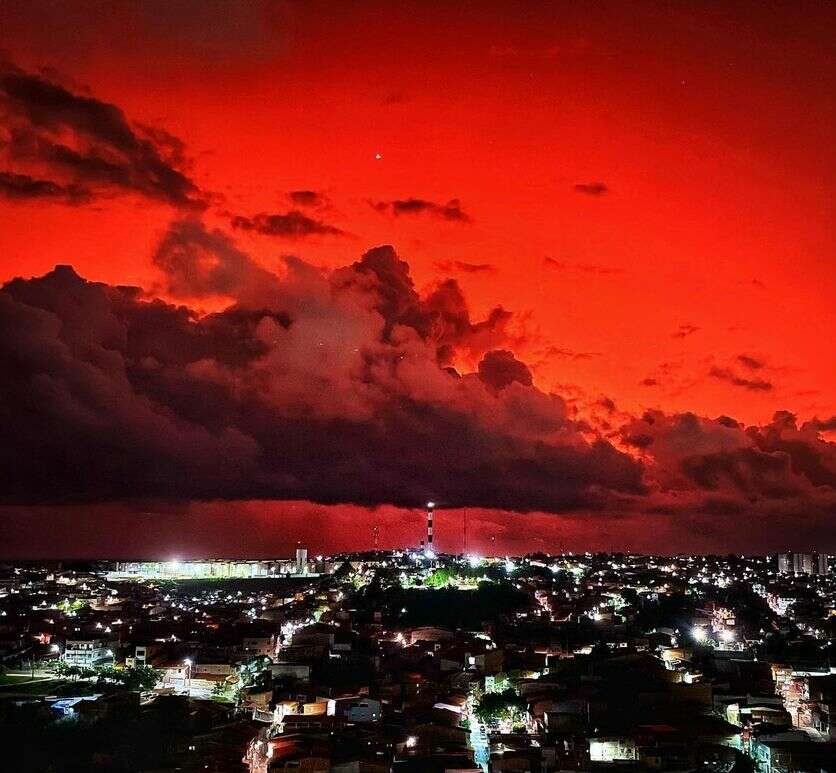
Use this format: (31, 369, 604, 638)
(805, 416, 836, 433)
(0, 245, 644, 512)
(2, 233, 833, 536)
(152, 218, 280, 302)
(0, 63, 205, 207)
(371, 197, 472, 222)
(478, 350, 533, 391)
(336, 245, 514, 365)
(621, 410, 836, 522)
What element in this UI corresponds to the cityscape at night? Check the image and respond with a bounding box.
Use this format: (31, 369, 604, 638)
(1, 541, 836, 771)
(1, 0, 835, 770)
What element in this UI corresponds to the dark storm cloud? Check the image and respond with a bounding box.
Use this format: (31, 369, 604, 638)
(337, 245, 514, 365)
(153, 218, 280, 300)
(435, 260, 496, 274)
(0, 244, 646, 512)
(620, 410, 836, 522)
(0, 171, 90, 203)
(478, 350, 533, 391)
(709, 366, 772, 391)
(371, 198, 472, 222)
(573, 182, 608, 196)
(805, 416, 836, 433)
(0, 63, 206, 208)
(230, 210, 344, 239)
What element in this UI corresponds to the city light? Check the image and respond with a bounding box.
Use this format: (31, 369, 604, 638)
(2, 544, 833, 770)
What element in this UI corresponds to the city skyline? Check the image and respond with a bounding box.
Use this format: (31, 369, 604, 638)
(1, 1, 835, 558)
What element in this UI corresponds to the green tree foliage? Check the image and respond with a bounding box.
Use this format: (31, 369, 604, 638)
(474, 688, 527, 724)
(425, 568, 453, 588)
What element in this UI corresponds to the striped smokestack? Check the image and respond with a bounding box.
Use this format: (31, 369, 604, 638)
(426, 501, 435, 549)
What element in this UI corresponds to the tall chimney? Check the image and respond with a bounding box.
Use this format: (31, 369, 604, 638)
(426, 501, 435, 551)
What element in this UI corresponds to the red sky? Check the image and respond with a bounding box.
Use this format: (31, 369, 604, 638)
(1, 1, 834, 557)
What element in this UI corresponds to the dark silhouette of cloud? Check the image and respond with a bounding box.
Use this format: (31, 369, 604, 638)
(230, 210, 344, 239)
(543, 257, 622, 274)
(709, 366, 772, 391)
(288, 190, 326, 207)
(737, 353, 765, 370)
(804, 416, 836, 433)
(372, 197, 472, 222)
(573, 182, 608, 196)
(478, 349, 533, 391)
(672, 324, 700, 339)
(0, 62, 206, 208)
(541, 346, 601, 361)
(435, 260, 496, 274)
(0, 171, 90, 203)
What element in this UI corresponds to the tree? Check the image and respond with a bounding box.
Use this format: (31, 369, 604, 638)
(95, 664, 160, 691)
(50, 660, 71, 677)
(425, 568, 453, 588)
(474, 689, 527, 725)
(212, 680, 234, 701)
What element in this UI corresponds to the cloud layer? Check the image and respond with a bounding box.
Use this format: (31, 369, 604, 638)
(0, 240, 643, 512)
(1, 231, 833, 542)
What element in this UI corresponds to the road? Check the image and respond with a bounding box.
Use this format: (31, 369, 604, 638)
(466, 694, 490, 772)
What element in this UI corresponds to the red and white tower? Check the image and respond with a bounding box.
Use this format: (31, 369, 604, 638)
(426, 501, 435, 552)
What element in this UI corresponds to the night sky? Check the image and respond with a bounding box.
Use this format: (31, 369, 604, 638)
(1, 1, 834, 557)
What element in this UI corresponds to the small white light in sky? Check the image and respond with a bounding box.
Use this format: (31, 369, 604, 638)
(375, 152, 382, 160)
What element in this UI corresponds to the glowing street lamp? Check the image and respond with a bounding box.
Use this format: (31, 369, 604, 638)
(692, 627, 708, 643)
